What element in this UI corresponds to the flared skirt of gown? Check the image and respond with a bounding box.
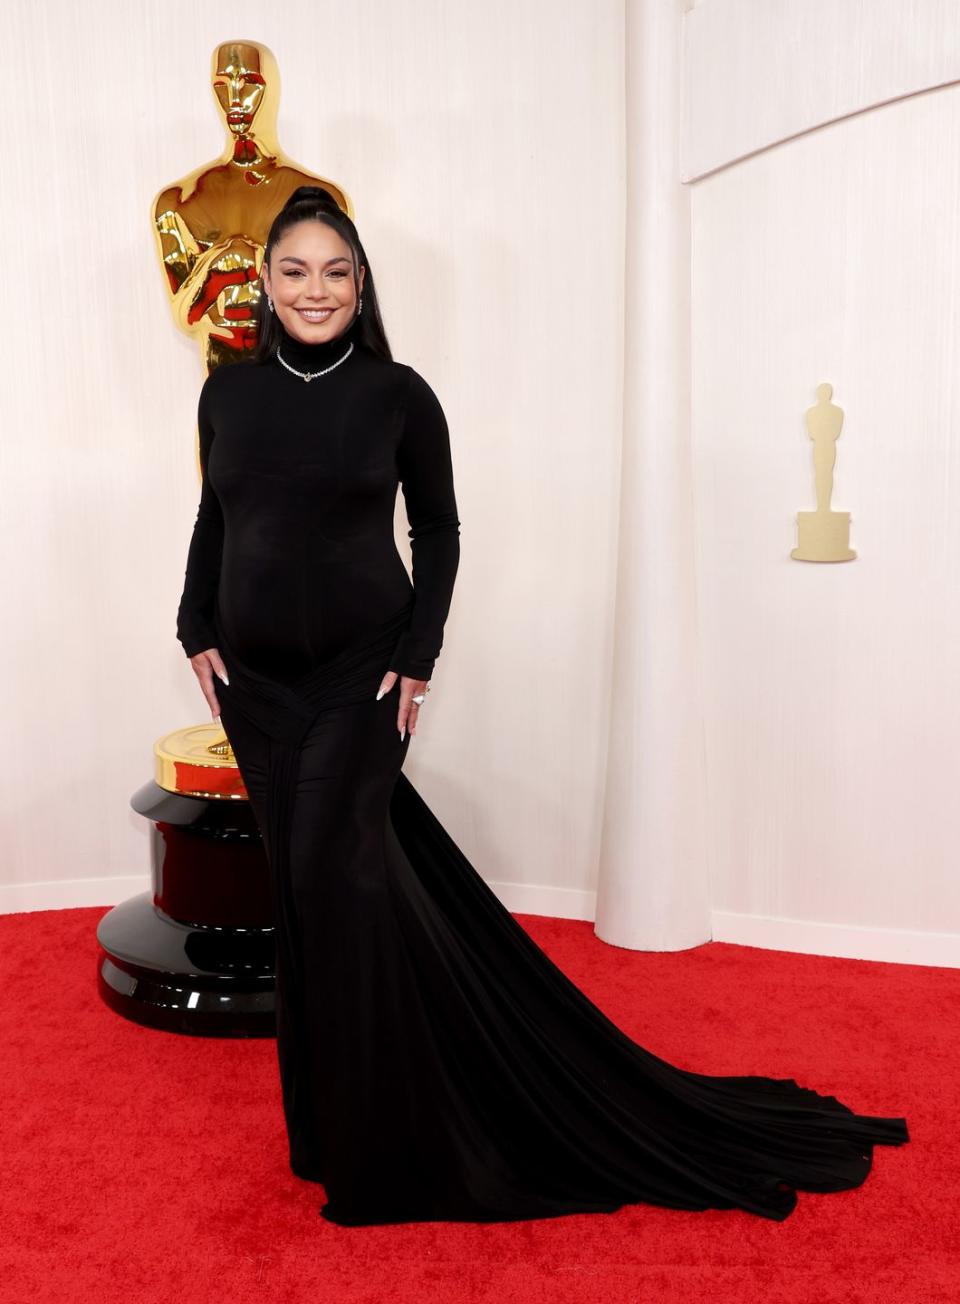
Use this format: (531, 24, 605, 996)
(214, 606, 909, 1227)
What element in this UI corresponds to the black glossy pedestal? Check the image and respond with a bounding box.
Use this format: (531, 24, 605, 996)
(97, 780, 276, 1037)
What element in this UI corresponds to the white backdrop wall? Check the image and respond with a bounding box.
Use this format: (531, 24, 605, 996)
(686, 0, 960, 964)
(683, 0, 960, 181)
(4, 0, 959, 970)
(0, 1, 625, 915)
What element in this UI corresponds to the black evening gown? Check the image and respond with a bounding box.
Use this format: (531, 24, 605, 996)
(176, 317, 909, 1227)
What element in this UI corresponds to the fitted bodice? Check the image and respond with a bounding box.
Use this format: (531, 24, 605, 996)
(176, 324, 461, 683)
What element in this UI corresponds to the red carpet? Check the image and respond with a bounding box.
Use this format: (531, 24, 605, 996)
(1, 906, 954, 1303)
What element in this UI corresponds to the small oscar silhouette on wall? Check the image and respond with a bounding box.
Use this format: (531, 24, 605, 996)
(791, 382, 857, 562)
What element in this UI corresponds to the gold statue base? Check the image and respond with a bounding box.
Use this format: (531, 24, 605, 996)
(154, 723, 246, 799)
(791, 510, 856, 563)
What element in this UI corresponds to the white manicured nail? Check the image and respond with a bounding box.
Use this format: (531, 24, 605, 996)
(218, 671, 230, 685)
(376, 686, 386, 700)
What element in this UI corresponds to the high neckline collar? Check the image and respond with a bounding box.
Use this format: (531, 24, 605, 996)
(274, 314, 360, 373)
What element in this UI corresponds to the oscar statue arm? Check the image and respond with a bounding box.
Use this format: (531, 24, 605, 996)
(152, 188, 260, 336)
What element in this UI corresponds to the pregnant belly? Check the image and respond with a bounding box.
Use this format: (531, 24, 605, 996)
(217, 550, 414, 681)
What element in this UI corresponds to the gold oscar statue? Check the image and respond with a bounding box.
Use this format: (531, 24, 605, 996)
(152, 38, 353, 375)
(791, 382, 857, 563)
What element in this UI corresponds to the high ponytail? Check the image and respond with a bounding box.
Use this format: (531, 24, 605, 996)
(281, 185, 340, 214)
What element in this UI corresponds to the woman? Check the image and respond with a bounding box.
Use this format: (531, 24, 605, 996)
(176, 187, 909, 1227)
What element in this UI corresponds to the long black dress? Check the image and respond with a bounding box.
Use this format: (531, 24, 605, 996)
(176, 317, 909, 1227)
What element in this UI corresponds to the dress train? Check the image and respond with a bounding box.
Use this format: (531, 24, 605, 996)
(214, 614, 909, 1227)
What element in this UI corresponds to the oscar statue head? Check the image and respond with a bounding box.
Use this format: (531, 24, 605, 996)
(210, 41, 281, 146)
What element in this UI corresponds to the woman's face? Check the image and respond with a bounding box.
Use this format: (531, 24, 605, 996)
(261, 219, 365, 345)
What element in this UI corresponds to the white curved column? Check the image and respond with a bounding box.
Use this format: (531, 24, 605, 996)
(594, 0, 709, 951)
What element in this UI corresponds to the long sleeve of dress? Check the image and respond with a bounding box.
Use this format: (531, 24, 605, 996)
(176, 377, 224, 658)
(388, 367, 461, 682)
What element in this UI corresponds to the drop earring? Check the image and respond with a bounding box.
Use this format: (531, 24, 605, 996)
(267, 294, 274, 313)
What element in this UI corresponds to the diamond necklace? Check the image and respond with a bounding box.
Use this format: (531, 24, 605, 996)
(275, 341, 354, 382)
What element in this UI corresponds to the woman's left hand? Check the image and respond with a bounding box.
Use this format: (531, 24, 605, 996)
(376, 671, 430, 741)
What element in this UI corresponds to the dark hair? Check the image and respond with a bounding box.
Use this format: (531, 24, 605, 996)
(250, 186, 392, 363)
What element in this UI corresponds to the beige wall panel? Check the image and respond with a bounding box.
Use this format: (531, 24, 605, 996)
(0, 0, 625, 912)
(684, 0, 960, 180)
(691, 82, 960, 939)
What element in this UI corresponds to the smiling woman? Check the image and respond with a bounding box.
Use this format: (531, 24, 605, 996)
(174, 186, 908, 1228)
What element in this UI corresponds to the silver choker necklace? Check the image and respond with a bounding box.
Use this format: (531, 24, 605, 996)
(275, 341, 354, 382)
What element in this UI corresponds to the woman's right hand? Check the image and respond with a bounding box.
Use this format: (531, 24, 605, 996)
(189, 648, 229, 721)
